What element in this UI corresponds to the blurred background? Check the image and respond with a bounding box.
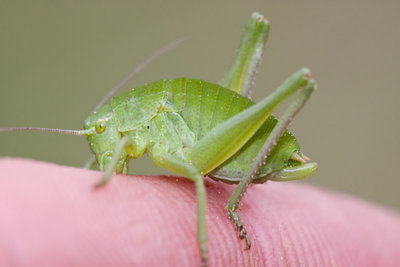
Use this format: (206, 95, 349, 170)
(1, 1, 399, 210)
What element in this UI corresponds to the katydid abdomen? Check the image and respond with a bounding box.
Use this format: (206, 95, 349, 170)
(106, 77, 313, 184)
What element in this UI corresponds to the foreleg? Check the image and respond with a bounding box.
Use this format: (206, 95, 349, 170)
(94, 135, 131, 188)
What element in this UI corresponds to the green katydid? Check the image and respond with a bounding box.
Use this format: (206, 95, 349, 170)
(0, 12, 317, 266)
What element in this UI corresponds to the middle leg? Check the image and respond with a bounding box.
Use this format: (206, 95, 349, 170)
(149, 145, 208, 266)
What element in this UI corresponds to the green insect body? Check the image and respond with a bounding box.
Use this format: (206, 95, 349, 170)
(85, 78, 315, 184)
(1, 13, 317, 266)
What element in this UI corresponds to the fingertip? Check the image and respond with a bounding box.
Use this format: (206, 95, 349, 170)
(1, 159, 400, 266)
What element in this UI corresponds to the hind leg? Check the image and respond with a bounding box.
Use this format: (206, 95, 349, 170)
(226, 76, 316, 248)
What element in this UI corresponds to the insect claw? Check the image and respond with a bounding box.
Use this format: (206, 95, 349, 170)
(200, 257, 207, 267)
(245, 236, 251, 250)
(290, 152, 306, 163)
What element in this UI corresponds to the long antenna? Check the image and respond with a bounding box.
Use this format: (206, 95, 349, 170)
(92, 36, 188, 112)
(0, 127, 90, 136)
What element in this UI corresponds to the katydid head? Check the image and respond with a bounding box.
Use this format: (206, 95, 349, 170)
(80, 37, 187, 171)
(83, 105, 127, 172)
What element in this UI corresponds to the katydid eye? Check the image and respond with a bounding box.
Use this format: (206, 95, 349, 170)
(95, 118, 107, 134)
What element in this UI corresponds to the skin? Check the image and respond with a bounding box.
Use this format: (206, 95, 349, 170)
(1, 158, 400, 266)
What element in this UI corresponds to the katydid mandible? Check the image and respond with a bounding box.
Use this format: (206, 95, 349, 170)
(0, 13, 317, 266)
